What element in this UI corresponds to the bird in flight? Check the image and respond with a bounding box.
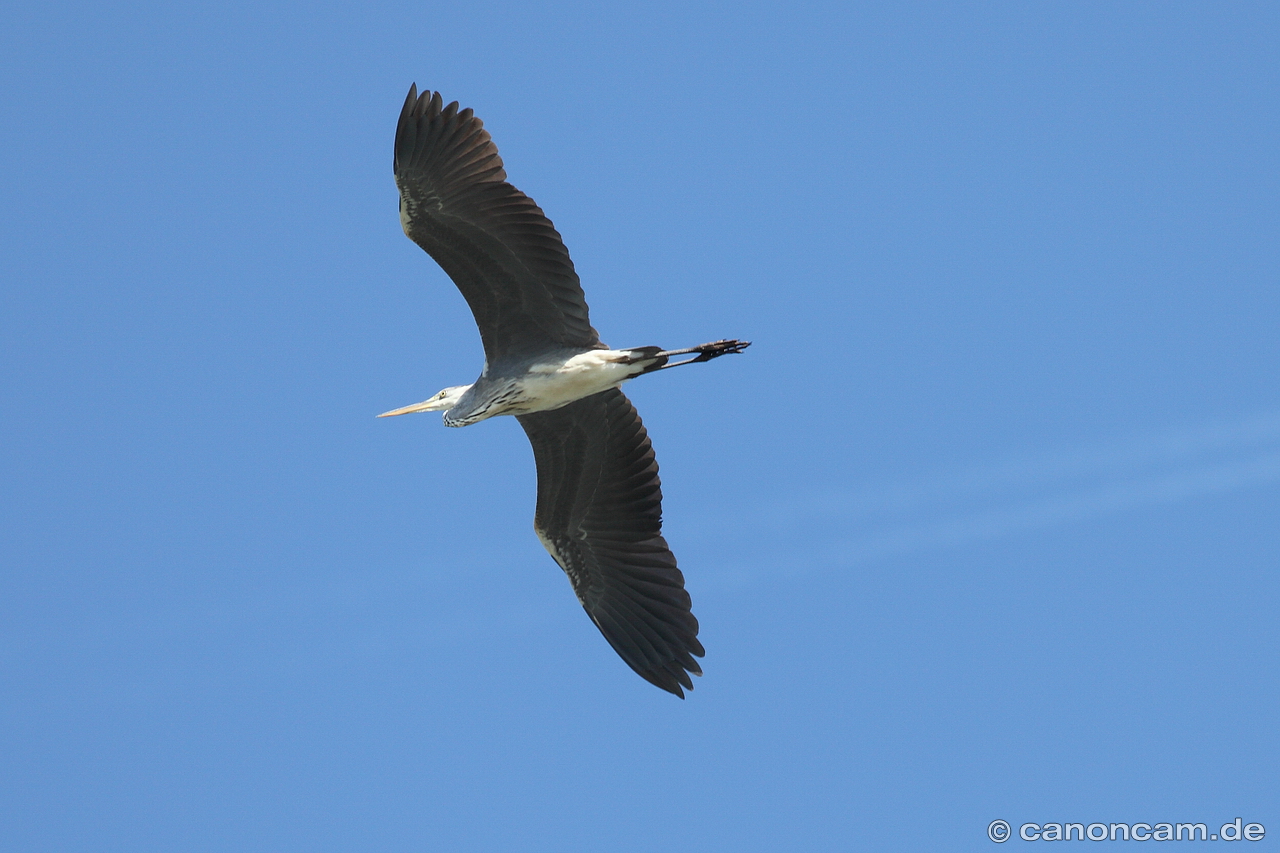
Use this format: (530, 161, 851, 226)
(378, 85, 749, 697)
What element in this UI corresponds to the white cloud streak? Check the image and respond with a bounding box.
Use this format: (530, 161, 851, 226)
(820, 448, 1280, 565)
(727, 411, 1280, 575)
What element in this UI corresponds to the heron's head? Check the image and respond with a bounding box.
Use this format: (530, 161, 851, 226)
(377, 385, 471, 418)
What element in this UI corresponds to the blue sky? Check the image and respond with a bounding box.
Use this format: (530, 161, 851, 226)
(2, 2, 1277, 850)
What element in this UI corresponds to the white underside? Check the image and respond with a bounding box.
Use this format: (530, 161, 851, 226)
(514, 349, 652, 414)
(388, 349, 659, 426)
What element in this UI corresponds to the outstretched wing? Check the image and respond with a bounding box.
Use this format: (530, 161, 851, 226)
(517, 389, 704, 697)
(394, 85, 602, 362)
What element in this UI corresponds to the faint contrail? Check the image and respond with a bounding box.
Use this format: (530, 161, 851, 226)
(821, 448, 1280, 565)
(724, 410, 1280, 575)
(793, 410, 1280, 523)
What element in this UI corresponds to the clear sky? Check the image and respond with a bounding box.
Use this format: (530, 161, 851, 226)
(2, 2, 1277, 850)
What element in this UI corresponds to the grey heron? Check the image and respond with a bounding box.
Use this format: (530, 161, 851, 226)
(379, 86, 749, 697)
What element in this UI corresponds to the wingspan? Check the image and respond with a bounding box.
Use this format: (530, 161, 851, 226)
(517, 389, 704, 696)
(394, 85, 601, 362)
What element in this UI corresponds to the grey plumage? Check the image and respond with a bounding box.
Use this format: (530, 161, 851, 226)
(519, 390, 703, 696)
(388, 84, 745, 697)
(394, 86, 600, 361)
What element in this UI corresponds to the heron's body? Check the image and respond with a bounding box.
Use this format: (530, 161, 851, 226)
(379, 86, 748, 697)
(382, 342, 744, 425)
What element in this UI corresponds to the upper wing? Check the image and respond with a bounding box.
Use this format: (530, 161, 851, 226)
(517, 389, 704, 697)
(394, 85, 602, 362)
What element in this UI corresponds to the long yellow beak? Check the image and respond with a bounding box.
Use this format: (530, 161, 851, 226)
(377, 400, 437, 418)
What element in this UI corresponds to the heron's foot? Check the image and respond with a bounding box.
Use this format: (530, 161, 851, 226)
(647, 339, 751, 370)
(688, 339, 751, 361)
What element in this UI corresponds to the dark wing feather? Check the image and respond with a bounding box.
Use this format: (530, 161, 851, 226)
(517, 389, 703, 697)
(394, 85, 601, 362)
